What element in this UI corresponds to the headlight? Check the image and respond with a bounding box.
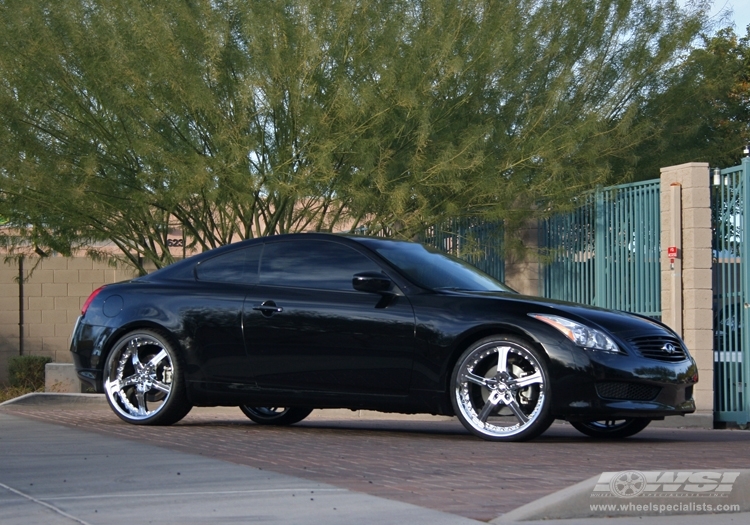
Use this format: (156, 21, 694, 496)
(529, 314, 622, 354)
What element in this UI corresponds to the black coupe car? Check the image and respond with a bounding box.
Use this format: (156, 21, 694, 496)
(70, 233, 697, 441)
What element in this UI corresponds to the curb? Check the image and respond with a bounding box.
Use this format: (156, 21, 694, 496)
(492, 474, 601, 523)
(0, 392, 107, 407)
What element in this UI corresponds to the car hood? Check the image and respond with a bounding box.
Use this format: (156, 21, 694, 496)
(445, 290, 678, 342)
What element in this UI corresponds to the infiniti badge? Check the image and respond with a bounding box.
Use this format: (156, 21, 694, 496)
(661, 343, 677, 354)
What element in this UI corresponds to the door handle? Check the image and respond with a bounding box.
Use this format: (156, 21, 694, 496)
(252, 301, 283, 316)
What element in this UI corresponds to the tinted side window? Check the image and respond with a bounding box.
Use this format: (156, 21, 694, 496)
(260, 240, 381, 291)
(195, 245, 262, 284)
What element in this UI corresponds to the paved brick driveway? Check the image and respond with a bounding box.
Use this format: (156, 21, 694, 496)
(4, 404, 750, 522)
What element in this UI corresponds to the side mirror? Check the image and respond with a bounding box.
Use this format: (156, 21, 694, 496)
(352, 272, 393, 294)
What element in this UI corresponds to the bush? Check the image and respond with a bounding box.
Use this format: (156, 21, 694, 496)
(8, 355, 53, 390)
(0, 385, 35, 404)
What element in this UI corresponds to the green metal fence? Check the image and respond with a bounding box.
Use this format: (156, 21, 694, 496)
(712, 158, 750, 426)
(541, 179, 661, 318)
(421, 217, 504, 282)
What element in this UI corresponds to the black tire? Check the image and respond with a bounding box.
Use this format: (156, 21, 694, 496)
(571, 418, 651, 439)
(103, 329, 192, 425)
(239, 406, 313, 426)
(451, 335, 554, 441)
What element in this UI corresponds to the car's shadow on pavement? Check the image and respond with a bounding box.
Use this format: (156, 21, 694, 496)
(174, 415, 704, 444)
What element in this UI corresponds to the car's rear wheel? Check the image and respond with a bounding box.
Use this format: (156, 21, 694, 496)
(239, 406, 313, 425)
(571, 418, 651, 439)
(451, 335, 553, 441)
(103, 329, 191, 425)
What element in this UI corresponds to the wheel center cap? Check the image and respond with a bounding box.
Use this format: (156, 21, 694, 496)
(137, 369, 153, 386)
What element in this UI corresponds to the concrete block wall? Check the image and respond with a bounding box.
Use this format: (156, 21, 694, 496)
(0, 257, 137, 385)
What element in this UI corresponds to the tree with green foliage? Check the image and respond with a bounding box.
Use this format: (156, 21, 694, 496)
(0, 0, 708, 272)
(623, 24, 750, 178)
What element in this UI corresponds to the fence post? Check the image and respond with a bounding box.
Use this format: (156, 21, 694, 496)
(594, 187, 605, 308)
(741, 153, 750, 425)
(660, 163, 713, 415)
(18, 255, 24, 356)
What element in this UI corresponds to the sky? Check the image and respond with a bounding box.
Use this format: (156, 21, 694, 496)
(704, 0, 750, 33)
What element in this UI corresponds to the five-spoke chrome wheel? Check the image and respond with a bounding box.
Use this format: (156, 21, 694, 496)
(104, 330, 191, 425)
(239, 406, 313, 426)
(571, 418, 651, 439)
(451, 336, 553, 441)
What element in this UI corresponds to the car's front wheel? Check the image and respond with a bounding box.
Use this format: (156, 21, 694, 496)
(451, 335, 553, 441)
(239, 406, 313, 425)
(103, 329, 191, 425)
(571, 418, 651, 439)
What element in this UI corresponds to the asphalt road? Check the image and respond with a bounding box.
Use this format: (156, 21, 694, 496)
(2, 396, 750, 523)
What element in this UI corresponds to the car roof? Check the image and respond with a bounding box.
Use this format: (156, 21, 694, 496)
(139, 233, 404, 282)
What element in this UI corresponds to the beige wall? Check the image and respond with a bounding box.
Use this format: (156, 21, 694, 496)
(0, 257, 137, 384)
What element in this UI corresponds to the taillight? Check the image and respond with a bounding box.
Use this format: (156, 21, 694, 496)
(81, 286, 105, 315)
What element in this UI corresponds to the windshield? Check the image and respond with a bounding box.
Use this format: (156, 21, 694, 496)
(361, 239, 514, 292)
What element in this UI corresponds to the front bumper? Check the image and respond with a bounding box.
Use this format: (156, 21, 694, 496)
(549, 344, 698, 420)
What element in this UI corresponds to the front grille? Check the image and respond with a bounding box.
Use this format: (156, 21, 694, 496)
(628, 335, 688, 362)
(596, 382, 661, 401)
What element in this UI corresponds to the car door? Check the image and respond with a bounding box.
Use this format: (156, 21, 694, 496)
(242, 238, 416, 396)
(182, 244, 262, 389)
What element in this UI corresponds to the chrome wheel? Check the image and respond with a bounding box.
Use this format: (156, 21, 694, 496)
(451, 336, 553, 441)
(239, 406, 313, 426)
(104, 330, 191, 425)
(571, 418, 651, 439)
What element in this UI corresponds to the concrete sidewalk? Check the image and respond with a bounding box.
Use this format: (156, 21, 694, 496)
(0, 411, 481, 525)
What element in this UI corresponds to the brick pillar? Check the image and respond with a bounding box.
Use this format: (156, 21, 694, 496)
(660, 163, 713, 414)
